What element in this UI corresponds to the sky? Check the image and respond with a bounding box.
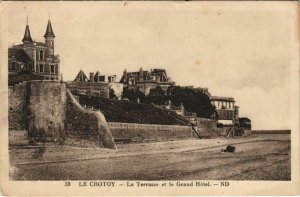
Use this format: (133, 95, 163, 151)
(3, 1, 297, 130)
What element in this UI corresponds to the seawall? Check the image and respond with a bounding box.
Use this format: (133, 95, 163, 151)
(8, 81, 116, 149)
(108, 122, 193, 141)
(66, 90, 116, 148)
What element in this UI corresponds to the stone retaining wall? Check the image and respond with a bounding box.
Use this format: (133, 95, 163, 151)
(66, 90, 116, 149)
(108, 122, 193, 141)
(8, 81, 116, 149)
(8, 82, 29, 130)
(28, 81, 67, 141)
(196, 118, 217, 136)
(252, 130, 291, 134)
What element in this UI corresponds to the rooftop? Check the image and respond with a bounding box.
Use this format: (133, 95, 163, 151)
(211, 96, 235, 102)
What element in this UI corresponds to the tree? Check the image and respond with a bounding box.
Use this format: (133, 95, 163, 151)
(123, 85, 216, 118)
(169, 86, 215, 118)
(109, 89, 117, 100)
(122, 87, 145, 103)
(146, 86, 169, 105)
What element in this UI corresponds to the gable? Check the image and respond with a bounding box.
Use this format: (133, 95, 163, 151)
(74, 70, 89, 82)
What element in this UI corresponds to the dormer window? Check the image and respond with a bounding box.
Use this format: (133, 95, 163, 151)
(129, 78, 135, 85)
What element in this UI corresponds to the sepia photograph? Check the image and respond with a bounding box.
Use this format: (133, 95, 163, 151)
(0, 1, 299, 196)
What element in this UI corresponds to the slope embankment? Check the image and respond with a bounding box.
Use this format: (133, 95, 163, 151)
(74, 94, 195, 142)
(76, 94, 189, 126)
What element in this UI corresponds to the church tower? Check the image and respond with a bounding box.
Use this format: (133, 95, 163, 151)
(44, 20, 55, 57)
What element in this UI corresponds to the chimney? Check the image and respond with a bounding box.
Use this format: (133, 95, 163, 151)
(90, 72, 94, 82)
(139, 67, 143, 82)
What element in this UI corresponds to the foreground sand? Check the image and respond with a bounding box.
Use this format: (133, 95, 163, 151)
(9, 133, 290, 180)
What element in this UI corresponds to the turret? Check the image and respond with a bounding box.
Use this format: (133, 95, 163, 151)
(22, 18, 33, 44)
(44, 20, 55, 57)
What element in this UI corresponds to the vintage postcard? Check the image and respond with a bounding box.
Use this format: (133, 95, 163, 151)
(0, 1, 299, 196)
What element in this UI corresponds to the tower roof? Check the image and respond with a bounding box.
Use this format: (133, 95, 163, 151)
(22, 24, 33, 43)
(44, 20, 55, 38)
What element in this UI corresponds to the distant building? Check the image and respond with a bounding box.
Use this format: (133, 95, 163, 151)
(119, 68, 175, 96)
(66, 81, 110, 99)
(74, 70, 117, 83)
(210, 96, 239, 126)
(8, 19, 60, 81)
(239, 117, 251, 130)
(69, 69, 123, 99)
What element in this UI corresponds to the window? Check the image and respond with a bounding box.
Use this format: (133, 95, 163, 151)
(51, 65, 55, 73)
(30, 63, 34, 71)
(36, 50, 39, 60)
(40, 64, 44, 73)
(40, 51, 44, 60)
(129, 79, 135, 85)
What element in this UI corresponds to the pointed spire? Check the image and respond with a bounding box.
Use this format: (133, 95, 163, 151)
(22, 18, 33, 43)
(44, 20, 55, 38)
